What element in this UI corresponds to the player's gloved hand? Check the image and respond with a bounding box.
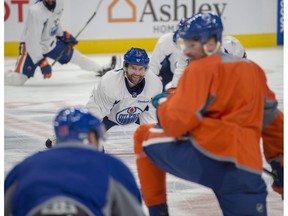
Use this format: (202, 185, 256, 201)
(270, 159, 283, 198)
(38, 58, 52, 79)
(58, 31, 78, 47)
(152, 92, 170, 108)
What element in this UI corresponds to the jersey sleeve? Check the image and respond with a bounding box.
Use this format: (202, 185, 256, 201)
(104, 178, 144, 216)
(139, 105, 158, 125)
(171, 53, 189, 88)
(262, 111, 283, 161)
(103, 155, 144, 216)
(157, 62, 212, 137)
(4, 163, 21, 215)
(253, 65, 284, 161)
(149, 39, 165, 76)
(24, 8, 46, 64)
(150, 34, 175, 76)
(261, 81, 283, 161)
(139, 73, 163, 125)
(86, 81, 116, 121)
(56, 21, 64, 37)
(55, 0, 64, 36)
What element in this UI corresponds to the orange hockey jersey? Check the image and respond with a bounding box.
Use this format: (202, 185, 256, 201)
(157, 53, 283, 174)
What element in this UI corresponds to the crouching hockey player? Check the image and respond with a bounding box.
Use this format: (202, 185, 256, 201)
(133, 13, 283, 216)
(5, 107, 144, 216)
(5, 0, 119, 86)
(46, 47, 163, 148)
(86, 47, 163, 130)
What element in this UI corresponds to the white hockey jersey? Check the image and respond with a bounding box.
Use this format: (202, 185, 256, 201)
(149, 33, 180, 76)
(149, 32, 189, 88)
(86, 69, 163, 127)
(20, 0, 64, 64)
(171, 53, 189, 88)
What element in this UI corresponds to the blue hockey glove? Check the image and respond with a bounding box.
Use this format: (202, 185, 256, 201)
(152, 92, 170, 108)
(270, 159, 283, 198)
(38, 58, 52, 79)
(58, 31, 78, 46)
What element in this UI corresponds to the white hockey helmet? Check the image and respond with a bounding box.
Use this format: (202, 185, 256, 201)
(222, 35, 247, 58)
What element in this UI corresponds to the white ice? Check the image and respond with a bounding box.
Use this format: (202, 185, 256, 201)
(4, 48, 283, 215)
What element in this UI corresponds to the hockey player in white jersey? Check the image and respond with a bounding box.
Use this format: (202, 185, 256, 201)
(45, 47, 162, 148)
(149, 17, 247, 90)
(5, 107, 144, 216)
(170, 34, 247, 88)
(5, 0, 118, 86)
(86, 47, 163, 130)
(149, 18, 189, 89)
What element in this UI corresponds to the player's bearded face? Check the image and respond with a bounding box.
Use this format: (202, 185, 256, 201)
(44, 0, 56, 10)
(46, 0, 56, 4)
(182, 40, 206, 61)
(125, 64, 146, 86)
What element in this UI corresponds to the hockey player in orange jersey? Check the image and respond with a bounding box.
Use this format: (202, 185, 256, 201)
(134, 13, 283, 216)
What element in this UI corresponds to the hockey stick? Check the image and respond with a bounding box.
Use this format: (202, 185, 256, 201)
(263, 168, 279, 181)
(51, 0, 103, 66)
(263, 168, 283, 200)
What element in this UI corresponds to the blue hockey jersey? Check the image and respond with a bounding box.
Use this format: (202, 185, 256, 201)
(5, 143, 144, 216)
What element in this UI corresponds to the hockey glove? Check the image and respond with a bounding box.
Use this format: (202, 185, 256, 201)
(38, 58, 52, 79)
(270, 159, 283, 198)
(58, 31, 78, 47)
(152, 92, 170, 108)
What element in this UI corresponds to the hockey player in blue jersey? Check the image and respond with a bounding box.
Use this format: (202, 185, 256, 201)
(5, 107, 144, 216)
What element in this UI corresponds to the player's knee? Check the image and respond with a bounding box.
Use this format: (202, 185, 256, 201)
(134, 124, 155, 154)
(58, 47, 73, 64)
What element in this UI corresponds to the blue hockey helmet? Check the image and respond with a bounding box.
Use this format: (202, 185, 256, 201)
(173, 17, 189, 43)
(178, 13, 223, 44)
(54, 107, 105, 143)
(123, 48, 150, 67)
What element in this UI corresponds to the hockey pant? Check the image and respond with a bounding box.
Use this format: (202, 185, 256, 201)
(46, 40, 102, 73)
(134, 124, 268, 216)
(13, 41, 73, 79)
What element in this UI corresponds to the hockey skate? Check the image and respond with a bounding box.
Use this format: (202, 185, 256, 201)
(97, 55, 122, 77)
(45, 135, 57, 148)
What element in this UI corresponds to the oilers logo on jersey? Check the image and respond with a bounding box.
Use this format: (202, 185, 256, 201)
(116, 106, 143, 125)
(50, 19, 60, 36)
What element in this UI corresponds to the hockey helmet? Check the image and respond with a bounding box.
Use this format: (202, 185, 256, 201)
(178, 13, 223, 44)
(54, 107, 105, 143)
(123, 48, 150, 68)
(222, 35, 247, 58)
(173, 17, 189, 43)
